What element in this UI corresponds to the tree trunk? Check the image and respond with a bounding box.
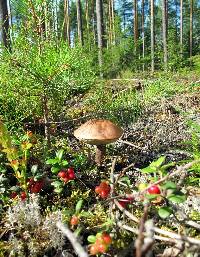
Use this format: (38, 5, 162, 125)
(63, 0, 70, 46)
(111, 0, 115, 45)
(91, 0, 96, 46)
(96, 0, 104, 76)
(180, 0, 183, 56)
(85, 0, 91, 49)
(142, 0, 145, 71)
(150, 0, 154, 73)
(76, 0, 83, 46)
(0, 0, 10, 50)
(162, 0, 168, 71)
(133, 0, 138, 52)
(190, 0, 193, 62)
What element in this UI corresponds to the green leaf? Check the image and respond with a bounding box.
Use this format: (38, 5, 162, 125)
(80, 211, 92, 217)
(119, 176, 131, 185)
(31, 165, 38, 174)
(51, 181, 63, 187)
(62, 160, 68, 166)
(145, 194, 159, 200)
(75, 199, 83, 214)
(54, 187, 63, 193)
(158, 207, 173, 219)
(51, 166, 60, 174)
(162, 181, 177, 190)
(141, 166, 157, 173)
(46, 158, 58, 165)
(87, 235, 96, 243)
(168, 193, 186, 203)
(150, 156, 166, 168)
(56, 149, 64, 161)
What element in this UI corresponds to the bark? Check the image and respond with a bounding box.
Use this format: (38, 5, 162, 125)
(180, 0, 183, 56)
(85, 0, 91, 48)
(96, 0, 104, 75)
(190, 0, 193, 61)
(63, 0, 70, 46)
(133, 0, 138, 51)
(150, 0, 154, 73)
(162, 0, 168, 71)
(0, 0, 10, 49)
(111, 0, 115, 45)
(76, 0, 83, 46)
(91, 0, 96, 46)
(142, 0, 145, 71)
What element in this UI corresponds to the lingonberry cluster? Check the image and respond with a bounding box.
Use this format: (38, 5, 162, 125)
(95, 181, 111, 198)
(28, 178, 44, 194)
(58, 167, 76, 183)
(89, 232, 112, 255)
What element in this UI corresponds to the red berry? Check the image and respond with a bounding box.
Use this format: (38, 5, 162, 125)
(67, 167, 74, 174)
(102, 233, 112, 245)
(58, 170, 67, 178)
(68, 171, 75, 180)
(97, 243, 108, 253)
(95, 186, 101, 194)
(100, 181, 109, 190)
(147, 185, 161, 195)
(118, 200, 127, 208)
(30, 180, 44, 193)
(63, 177, 69, 183)
(70, 216, 79, 226)
(89, 244, 99, 255)
(10, 192, 18, 199)
(20, 192, 27, 201)
(100, 190, 109, 199)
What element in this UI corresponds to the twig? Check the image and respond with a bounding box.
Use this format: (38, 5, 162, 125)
(135, 204, 149, 257)
(114, 162, 135, 185)
(115, 202, 200, 246)
(56, 221, 89, 257)
(109, 157, 117, 217)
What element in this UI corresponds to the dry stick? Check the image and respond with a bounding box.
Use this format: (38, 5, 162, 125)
(114, 162, 135, 186)
(135, 204, 149, 257)
(114, 200, 200, 246)
(116, 160, 200, 200)
(109, 157, 117, 217)
(57, 222, 89, 257)
(117, 222, 176, 244)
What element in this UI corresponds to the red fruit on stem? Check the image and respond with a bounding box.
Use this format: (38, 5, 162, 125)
(58, 170, 67, 178)
(147, 185, 161, 195)
(89, 244, 99, 255)
(10, 192, 18, 199)
(97, 243, 108, 253)
(63, 177, 69, 183)
(95, 186, 101, 194)
(100, 190, 109, 199)
(68, 171, 75, 180)
(102, 233, 112, 245)
(20, 192, 27, 201)
(70, 215, 79, 226)
(67, 167, 74, 174)
(118, 200, 127, 208)
(100, 181, 109, 189)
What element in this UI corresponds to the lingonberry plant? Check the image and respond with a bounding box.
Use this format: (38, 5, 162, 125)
(88, 232, 112, 255)
(95, 181, 111, 199)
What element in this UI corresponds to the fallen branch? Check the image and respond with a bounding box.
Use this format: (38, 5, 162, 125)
(57, 222, 89, 257)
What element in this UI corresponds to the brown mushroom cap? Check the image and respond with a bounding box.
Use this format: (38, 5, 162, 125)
(74, 119, 123, 145)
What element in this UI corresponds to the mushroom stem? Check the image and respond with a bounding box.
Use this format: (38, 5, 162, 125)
(95, 145, 106, 166)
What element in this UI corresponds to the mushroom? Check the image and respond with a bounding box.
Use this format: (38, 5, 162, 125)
(74, 119, 123, 166)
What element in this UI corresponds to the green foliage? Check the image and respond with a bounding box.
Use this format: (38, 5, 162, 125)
(0, 37, 95, 128)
